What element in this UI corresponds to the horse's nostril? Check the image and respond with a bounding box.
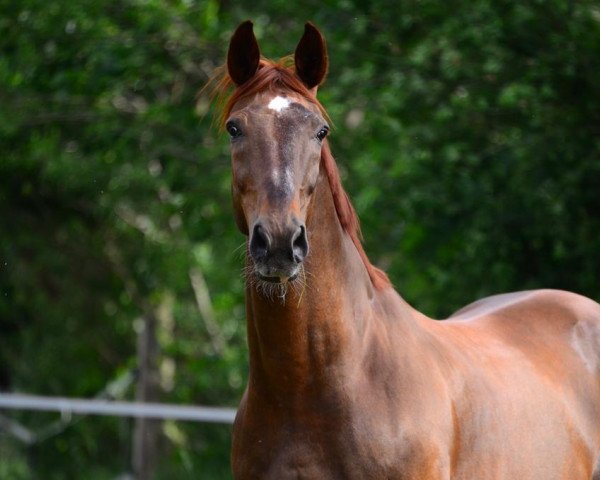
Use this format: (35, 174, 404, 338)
(250, 223, 271, 259)
(292, 225, 309, 263)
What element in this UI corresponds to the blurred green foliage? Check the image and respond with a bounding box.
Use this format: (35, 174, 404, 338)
(1, 0, 599, 478)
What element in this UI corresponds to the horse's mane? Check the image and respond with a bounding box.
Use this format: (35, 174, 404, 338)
(207, 58, 391, 290)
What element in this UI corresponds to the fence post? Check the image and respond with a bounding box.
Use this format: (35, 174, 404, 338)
(132, 313, 160, 480)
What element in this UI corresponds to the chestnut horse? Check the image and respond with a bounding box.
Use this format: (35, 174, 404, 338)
(213, 21, 600, 479)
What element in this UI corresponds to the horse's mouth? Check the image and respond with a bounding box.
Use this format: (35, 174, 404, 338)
(256, 272, 299, 284)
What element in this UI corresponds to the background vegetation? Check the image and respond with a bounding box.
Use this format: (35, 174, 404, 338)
(1, 0, 599, 478)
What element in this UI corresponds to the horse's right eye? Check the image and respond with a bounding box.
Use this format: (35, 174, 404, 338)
(316, 125, 329, 141)
(226, 121, 242, 138)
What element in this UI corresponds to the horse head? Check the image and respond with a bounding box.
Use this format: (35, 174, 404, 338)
(225, 22, 329, 285)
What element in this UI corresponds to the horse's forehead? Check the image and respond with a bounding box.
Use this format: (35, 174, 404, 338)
(267, 95, 292, 113)
(237, 93, 320, 125)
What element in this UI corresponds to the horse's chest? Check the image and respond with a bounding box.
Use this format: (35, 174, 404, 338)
(232, 419, 449, 480)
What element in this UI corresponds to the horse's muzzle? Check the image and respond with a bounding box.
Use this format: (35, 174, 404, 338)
(249, 220, 308, 283)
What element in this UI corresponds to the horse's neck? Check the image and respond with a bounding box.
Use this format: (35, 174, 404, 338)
(244, 168, 423, 405)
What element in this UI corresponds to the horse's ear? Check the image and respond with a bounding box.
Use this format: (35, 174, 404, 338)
(294, 22, 329, 92)
(227, 21, 260, 86)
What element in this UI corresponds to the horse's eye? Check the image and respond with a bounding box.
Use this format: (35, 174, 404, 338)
(226, 121, 242, 138)
(316, 126, 329, 141)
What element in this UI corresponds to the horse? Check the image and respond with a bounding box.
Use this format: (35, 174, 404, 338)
(211, 20, 600, 479)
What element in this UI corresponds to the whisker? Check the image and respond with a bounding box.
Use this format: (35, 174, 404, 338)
(294, 264, 308, 307)
(239, 257, 314, 305)
(232, 241, 248, 260)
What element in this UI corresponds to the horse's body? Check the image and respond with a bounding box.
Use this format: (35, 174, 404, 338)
(215, 21, 600, 479)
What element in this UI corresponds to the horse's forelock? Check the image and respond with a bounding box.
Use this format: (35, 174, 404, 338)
(208, 59, 327, 129)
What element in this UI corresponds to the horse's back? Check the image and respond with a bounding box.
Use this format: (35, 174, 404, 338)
(450, 289, 599, 326)
(448, 289, 600, 371)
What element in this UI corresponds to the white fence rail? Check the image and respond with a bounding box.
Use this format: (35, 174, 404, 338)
(0, 393, 236, 424)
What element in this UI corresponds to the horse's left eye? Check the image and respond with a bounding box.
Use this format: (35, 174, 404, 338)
(226, 121, 242, 138)
(316, 126, 329, 141)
